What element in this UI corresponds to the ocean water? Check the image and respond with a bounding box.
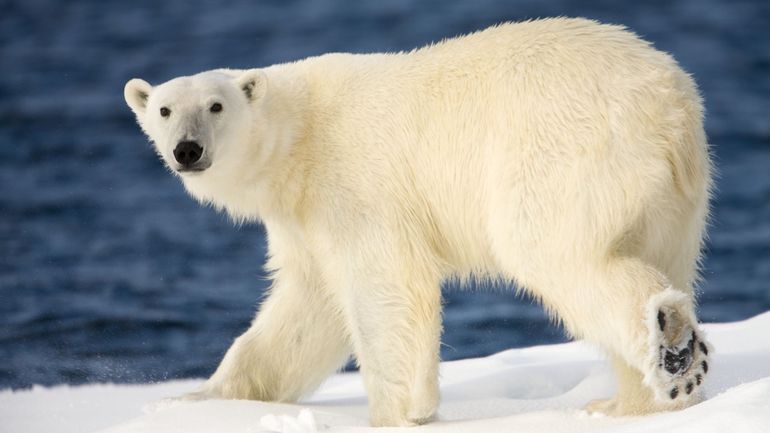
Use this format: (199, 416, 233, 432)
(1, 0, 769, 389)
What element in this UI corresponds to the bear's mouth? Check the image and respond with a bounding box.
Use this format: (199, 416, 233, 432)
(176, 161, 212, 173)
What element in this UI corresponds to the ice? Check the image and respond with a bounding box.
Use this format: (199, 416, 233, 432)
(2, 312, 769, 433)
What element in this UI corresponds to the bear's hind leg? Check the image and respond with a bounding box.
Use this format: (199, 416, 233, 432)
(643, 288, 711, 406)
(533, 257, 711, 414)
(586, 354, 659, 416)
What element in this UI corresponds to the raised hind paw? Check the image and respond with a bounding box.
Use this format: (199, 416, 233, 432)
(643, 289, 712, 406)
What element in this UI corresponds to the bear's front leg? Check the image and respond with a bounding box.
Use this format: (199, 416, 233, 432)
(328, 260, 443, 427)
(189, 261, 351, 402)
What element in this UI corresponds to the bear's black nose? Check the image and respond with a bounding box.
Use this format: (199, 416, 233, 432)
(173, 141, 203, 166)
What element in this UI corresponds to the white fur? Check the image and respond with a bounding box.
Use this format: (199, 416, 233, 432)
(125, 18, 713, 426)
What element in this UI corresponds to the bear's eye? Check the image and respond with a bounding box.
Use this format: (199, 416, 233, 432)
(160, 107, 171, 117)
(210, 102, 223, 113)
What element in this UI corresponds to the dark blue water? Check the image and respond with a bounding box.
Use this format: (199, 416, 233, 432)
(1, 0, 769, 390)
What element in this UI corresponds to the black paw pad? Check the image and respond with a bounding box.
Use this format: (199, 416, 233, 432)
(702, 360, 708, 374)
(670, 387, 679, 399)
(699, 341, 709, 355)
(658, 310, 666, 331)
(664, 347, 693, 375)
(685, 381, 694, 394)
(696, 374, 703, 385)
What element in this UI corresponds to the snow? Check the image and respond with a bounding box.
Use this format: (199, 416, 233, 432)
(2, 312, 770, 433)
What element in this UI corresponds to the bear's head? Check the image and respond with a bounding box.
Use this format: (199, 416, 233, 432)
(124, 70, 267, 179)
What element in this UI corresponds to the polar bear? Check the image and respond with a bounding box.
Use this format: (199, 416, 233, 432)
(124, 18, 713, 426)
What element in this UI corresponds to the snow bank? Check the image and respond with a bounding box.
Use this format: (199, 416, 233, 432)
(2, 312, 769, 433)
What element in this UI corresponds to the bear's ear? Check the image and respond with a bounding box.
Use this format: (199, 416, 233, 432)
(236, 69, 267, 102)
(124, 78, 152, 115)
